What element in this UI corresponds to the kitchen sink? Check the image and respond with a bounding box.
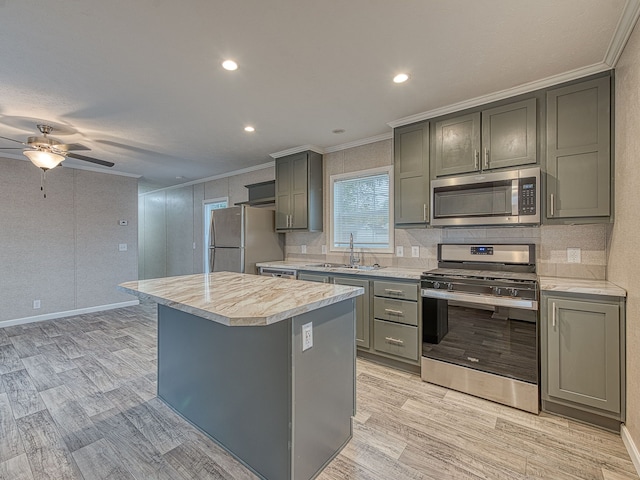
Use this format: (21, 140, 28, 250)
(305, 263, 384, 270)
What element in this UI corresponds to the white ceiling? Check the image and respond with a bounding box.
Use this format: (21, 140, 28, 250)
(0, 0, 638, 192)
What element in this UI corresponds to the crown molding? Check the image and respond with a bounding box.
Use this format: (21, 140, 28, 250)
(387, 62, 611, 128)
(269, 145, 324, 159)
(139, 161, 275, 196)
(604, 0, 640, 66)
(324, 132, 393, 154)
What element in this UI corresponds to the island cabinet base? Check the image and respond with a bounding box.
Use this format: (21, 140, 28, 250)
(157, 300, 356, 480)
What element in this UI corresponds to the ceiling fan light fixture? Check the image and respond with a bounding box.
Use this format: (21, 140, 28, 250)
(24, 149, 64, 170)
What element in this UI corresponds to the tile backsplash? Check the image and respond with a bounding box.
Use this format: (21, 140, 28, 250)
(285, 223, 610, 279)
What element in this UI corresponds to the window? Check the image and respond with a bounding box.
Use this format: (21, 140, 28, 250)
(330, 166, 393, 253)
(203, 198, 228, 272)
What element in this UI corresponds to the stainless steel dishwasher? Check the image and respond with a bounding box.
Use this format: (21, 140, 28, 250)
(258, 266, 297, 279)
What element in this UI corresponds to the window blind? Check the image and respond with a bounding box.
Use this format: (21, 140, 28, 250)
(333, 172, 390, 249)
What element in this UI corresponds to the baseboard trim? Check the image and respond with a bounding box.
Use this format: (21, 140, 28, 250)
(622, 424, 640, 476)
(0, 300, 140, 327)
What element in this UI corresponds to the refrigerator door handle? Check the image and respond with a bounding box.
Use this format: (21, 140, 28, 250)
(209, 247, 215, 272)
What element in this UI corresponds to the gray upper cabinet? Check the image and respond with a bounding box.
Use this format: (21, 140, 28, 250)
(546, 76, 611, 220)
(434, 112, 481, 177)
(542, 293, 623, 418)
(393, 121, 430, 226)
(275, 151, 323, 232)
(481, 99, 537, 170)
(434, 99, 537, 177)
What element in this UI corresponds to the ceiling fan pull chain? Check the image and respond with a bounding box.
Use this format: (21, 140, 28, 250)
(40, 168, 47, 198)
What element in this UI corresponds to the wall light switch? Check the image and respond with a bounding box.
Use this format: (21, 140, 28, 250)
(119, 243, 128, 252)
(321, 245, 327, 254)
(302, 322, 313, 351)
(567, 247, 581, 263)
(33, 299, 41, 309)
(301, 245, 307, 254)
(411, 246, 420, 258)
(193, 242, 196, 250)
(396, 246, 404, 257)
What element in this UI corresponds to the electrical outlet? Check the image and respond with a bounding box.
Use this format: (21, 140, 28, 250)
(567, 247, 581, 263)
(119, 220, 128, 226)
(33, 299, 41, 309)
(119, 243, 128, 252)
(321, 245, 327, 254)
(396, 246, 404, 257)
(411, 246, 420, 258)
(301, 244, 307, 254)
(302, 322, 313, 351)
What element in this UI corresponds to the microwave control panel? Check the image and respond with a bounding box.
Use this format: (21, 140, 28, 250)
(518, 177, 537, 215)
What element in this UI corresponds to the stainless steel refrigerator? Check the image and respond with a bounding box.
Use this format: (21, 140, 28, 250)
(208, 205, 284, 274)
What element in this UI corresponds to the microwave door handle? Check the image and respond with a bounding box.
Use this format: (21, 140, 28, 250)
(512, 179, 519, 216)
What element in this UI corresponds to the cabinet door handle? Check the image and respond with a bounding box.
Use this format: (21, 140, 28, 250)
(385, 336, 404, 346)
(423, 204, 427, 222)
(484, 148, 489, 169)
(552, 302, 556, 328)
(384, 308, 404, 315)
(550, 194, 555, 217)
(474, 150, 479, 170)
(384, 289, 404, 294)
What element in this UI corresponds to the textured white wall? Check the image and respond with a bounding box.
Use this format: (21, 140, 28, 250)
(0, 157, 138, 323)
(608, 20, 640, 452)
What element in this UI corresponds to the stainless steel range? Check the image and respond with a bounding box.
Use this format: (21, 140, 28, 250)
(421, 244, 539, 413)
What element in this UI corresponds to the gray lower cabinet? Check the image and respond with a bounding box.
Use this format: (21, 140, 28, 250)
(393, 121, 430, 227)
(275, 151, 323, 232)
(371, 279, 420, 364)
(541, 292, 625, 428)
(434, 98, 537, 177)
(546, 76, 611, 221)
(335, 277, 371, 348)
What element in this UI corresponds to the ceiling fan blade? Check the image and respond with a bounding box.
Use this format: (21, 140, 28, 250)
(65, 152, 115, 167)
(0, 135, 28, 146)
(0, 147, 27, 150)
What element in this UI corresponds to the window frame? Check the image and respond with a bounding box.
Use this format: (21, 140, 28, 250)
(329, 165, 394, 254)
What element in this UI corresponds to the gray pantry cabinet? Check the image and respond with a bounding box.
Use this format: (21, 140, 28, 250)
(393, 121, 430, 227)
(541, 292, 625, 429)
(275, 151, 323, 232)
(434, 98, 537, 177)
(546, 76, 611, 221)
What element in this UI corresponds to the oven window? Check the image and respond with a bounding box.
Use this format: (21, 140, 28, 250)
(433, 182, 512, 218)
(423, 302, 537, 384)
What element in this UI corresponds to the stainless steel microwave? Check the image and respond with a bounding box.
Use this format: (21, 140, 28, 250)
(430, 166, 540, 226)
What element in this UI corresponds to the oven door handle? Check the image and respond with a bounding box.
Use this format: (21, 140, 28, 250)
(421, 288, 538, 311)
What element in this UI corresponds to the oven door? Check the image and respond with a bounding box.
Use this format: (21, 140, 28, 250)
(421, 290, 539, 413)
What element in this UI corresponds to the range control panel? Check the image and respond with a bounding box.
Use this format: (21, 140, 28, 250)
(470, 246, 493, 255)
(518, 177, 537, 215)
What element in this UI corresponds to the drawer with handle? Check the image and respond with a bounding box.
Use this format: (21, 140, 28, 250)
(373, 319, 418, 361)
(373, 280, 418, 301)
(373, 297, 418, 326)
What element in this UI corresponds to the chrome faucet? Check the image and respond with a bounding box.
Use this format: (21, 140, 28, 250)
(349, 233, 361, 266)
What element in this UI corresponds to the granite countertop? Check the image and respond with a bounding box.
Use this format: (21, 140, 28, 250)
(256, 260, 425, 280)
(538, 276, 626, 297)
(118, 272, 364, 327)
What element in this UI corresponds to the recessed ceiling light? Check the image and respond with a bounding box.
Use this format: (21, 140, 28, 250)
(244, 126, 255, 132)
(393, 73, 409, 84)
(222, 60, 238, 71)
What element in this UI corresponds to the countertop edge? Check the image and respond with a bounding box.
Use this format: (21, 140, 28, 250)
(257, 261, 424, 280)
(538, 276, 627, 298)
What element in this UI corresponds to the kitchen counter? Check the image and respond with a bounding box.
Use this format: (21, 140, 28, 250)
(257, 260, 425, 280)
(118, 271, 363, 326)
(538, 276, 626, 297)
(118, 271, 360, 480)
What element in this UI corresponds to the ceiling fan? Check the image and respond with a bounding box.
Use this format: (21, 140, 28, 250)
(0, 124, 115, 169)
(0, 124, 115, 197)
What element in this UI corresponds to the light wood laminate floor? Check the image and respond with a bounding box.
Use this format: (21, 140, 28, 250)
(0, 303, 637, 480)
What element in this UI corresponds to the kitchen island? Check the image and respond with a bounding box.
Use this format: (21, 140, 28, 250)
(118, 272, 364, 480)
